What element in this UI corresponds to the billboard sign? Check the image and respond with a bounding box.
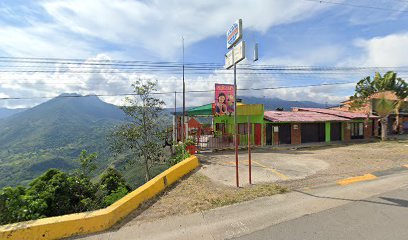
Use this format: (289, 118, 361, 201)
(227, 19, 242, 49)
(215, 84, 235, 116)
(225, 40, 245, 69)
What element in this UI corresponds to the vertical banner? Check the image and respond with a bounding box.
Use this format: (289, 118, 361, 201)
(215, 84, 235, 116)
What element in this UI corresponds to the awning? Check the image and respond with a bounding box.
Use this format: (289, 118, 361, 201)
(187, 103, 213, 116)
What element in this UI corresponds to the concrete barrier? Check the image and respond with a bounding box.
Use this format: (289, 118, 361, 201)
(0, 155, 199, 240)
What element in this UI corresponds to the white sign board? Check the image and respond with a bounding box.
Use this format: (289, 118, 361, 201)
(225, 41, 245, 69)
(227, 19, 242, 49)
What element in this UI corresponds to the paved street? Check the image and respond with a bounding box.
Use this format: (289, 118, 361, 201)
(234, 185, 408, 240)
(77, 172, 408, 240)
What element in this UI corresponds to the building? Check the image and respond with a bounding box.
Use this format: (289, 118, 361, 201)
(174, 102, 381, 150)
(330, 91, 408, 134)
(264, 108, 378, 146)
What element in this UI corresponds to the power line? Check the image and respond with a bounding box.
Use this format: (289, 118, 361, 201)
(0, 81, 356, 100)
(0, 56, 224, 66)
(304, 0, 408, 13)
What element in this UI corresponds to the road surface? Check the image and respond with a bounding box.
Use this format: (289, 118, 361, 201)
(234, 185, 408, 240)
(77, 172, 408, 240)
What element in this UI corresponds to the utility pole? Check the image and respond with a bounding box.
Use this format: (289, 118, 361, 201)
(182, 37, 185, 142)
(174, 91, 177, 144)
(233, 47, 239, 188)
(225, 19, 244, 188)
(248, 116, 252, 184)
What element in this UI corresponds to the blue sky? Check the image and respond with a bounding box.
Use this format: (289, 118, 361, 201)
(0, 0, 408, 108)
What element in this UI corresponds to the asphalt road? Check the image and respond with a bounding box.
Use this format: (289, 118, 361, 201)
(77, 172, 408, 240)
(234, 185, 408, 240)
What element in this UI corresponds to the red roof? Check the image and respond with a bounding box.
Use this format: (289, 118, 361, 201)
(264, 111, 349, 123)
(296, 108, 378, 119)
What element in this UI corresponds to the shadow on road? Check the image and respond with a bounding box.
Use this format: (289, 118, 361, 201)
(294, 190, 408, 208)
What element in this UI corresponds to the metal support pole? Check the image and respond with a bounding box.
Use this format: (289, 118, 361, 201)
(234, 60, 239, 188)
(248, 116, 252, 184)
(174, 91, 177, 143)
(182, 37, 185, 142)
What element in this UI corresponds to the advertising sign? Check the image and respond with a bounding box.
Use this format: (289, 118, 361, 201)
(227, 19, 242, 49)
(214, 84, 235, 116)
(225, 40, 245, 69)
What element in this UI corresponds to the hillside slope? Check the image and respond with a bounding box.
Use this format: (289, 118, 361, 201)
(0, 94, 127, 187)
(0, 108, 27, 119)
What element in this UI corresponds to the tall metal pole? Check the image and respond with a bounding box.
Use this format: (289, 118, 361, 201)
(234, 52, 239, 188)
(174, 91, 177, 143)
(248, 116, 252, 185)
(182, 37, 185, 142)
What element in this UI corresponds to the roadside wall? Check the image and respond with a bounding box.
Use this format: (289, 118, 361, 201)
(0, 156, 200, 240)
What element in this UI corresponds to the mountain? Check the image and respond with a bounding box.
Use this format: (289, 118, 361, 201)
(241, 97, 331, 110)
(0, 94, 129, 187)
(0, 108, 27, 119)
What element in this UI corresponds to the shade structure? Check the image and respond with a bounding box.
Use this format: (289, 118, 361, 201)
(187, 103, 213, 116)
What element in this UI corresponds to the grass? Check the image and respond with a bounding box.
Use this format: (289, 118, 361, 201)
(128, 172, 287, 223)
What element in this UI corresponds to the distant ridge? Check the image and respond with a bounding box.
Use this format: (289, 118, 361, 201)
(0, 93, 126, 187)
(241, 96, 331, 110)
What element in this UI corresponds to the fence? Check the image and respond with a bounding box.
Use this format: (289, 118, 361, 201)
(194, 133, 254, 150)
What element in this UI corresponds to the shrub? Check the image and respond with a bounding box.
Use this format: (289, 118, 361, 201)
(102, 186, 129, 206)
(169, 142, 190, 165)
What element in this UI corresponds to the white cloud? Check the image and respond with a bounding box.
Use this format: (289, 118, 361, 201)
(353, 32, 408, 67)
(2, 0, 387, 108)
(0, 24, 92, 58)
(40, 0, 328, 59)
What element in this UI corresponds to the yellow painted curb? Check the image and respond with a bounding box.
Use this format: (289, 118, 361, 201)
(0, 155, 200, 240)
(337, 173, 377, 186)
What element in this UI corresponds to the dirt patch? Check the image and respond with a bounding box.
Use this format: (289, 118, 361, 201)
(119, 172, 286, 226)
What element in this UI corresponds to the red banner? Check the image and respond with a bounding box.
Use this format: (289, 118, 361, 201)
(215, 84, 235, 116)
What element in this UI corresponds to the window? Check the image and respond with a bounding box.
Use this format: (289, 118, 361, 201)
(351, 122, 364, 139)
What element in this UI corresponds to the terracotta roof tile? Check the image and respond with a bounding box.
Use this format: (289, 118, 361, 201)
(264, 111, 350, 123)
(296, 108, 378, 119)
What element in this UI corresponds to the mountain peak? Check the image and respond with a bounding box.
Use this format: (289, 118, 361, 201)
(56, 93, 82, 98)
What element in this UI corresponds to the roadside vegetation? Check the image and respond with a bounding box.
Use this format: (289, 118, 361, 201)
(0, 151, 130, 225)
(0, 80, 191, 225)
(110, 79, 167, 182)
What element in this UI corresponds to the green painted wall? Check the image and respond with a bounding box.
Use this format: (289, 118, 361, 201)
(325, 122, 331, 142)
(214, 113, 264, 146)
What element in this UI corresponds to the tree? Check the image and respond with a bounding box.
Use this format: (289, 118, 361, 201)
(0, 151, 133, 225)
(76, 150, 97, 179)
(28, 169, 98, 216)
(352, 71, 408, 140)
(99, 167, 131, 195)
(374, 96, 397, 140)
(111, 80, 166, 182)
(0, 186, 46, 224)
(96, 167, 130, 207)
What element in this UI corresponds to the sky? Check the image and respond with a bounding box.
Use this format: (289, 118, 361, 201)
(0, 0, 408, 109)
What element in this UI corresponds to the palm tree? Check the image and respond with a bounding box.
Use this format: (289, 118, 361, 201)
(393, 78, 408, 134)
(375, 95, 397, 140)
(352, 71, 408, 140)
